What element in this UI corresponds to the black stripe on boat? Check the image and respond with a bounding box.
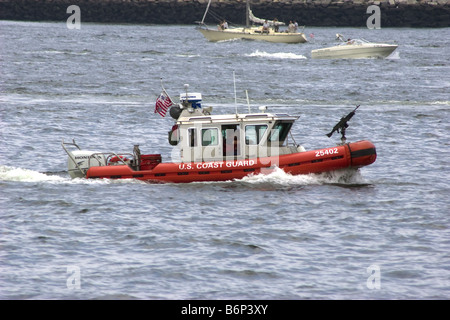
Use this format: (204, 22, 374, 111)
(350, 148, 376, 158)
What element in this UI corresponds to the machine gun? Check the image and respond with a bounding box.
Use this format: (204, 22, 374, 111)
(326, 105, 360, 143)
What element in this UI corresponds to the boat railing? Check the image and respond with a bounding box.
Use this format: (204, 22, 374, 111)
(62, 139, 86, 176)
(62, 139, 81, 151)
(89, 152, 135, 168)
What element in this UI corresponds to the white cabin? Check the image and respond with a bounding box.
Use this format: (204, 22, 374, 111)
(168, 92, 303, 163)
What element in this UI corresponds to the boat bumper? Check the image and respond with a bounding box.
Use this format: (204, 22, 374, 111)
(348, 140, 377, 168)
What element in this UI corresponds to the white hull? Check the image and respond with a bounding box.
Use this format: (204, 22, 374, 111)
(311, 43, 398, 59)
(197, 27, 307, 44)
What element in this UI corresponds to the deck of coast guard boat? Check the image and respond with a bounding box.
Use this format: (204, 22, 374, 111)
(62, 85, 376, 183)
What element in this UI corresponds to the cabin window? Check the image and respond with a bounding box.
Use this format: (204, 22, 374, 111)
(201, 128, 219, 146)
(222, 124, 240, 156)
(245, 124, 267, 145)
(268, 121, 293, 144)
(188, 128, 197, 147)
(168, 124, 179, 146)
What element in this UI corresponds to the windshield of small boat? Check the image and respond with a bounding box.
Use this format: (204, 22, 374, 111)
(340, 38, 369, 46)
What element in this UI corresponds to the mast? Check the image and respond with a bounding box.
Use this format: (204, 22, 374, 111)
(246, 0, 250, 28)
(201, 0, 212, 24)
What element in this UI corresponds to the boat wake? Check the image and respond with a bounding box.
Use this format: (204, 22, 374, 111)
(238, 167, 369, 187)
(0, 165, 143, 185)
(246, 50, 307, 60)
(0, 165, 68, 183)
(0, 165, 369, 187)
(386, 50, 400, 60)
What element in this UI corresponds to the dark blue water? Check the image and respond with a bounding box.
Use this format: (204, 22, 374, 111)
(1, 21, 449, 299)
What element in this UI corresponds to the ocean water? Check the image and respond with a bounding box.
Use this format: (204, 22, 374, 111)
(0, 21, 449, 300)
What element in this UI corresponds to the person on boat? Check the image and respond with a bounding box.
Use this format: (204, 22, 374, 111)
(224, 136, 239, 157)
(273, 18, 279, 32)
(293, 21, 298, 33)
(346, 38, 355, 45)
(219, 20, 228, 30)
(288, 21, 295, 33)
(262, 20, 270, 33)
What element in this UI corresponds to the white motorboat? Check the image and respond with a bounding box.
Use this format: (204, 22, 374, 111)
(311, 34, 398, 59)
(196, 0, 307, 44)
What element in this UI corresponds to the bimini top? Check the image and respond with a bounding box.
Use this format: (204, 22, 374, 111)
(177, 112, 299, 125)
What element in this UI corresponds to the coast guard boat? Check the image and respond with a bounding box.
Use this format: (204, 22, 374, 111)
(62, 85, 376, 183)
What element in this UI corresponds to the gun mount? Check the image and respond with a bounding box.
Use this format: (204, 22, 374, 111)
(326, 105, 360, 144)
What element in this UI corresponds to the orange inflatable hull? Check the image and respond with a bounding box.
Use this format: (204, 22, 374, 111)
(86, 140, 376, 183)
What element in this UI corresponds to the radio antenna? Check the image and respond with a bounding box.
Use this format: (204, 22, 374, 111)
(233, 71, 237, 114)
(246, 90, 250, 113)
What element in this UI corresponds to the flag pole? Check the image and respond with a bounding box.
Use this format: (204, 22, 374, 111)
(160, 77, 173, 102)
(155, 78, 174, 117)
(160, 77, 166, 93)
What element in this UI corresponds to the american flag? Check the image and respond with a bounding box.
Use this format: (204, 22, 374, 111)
(154, 90, 173, 117)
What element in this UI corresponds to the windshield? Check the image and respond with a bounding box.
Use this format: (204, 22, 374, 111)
(245, 124, 267, 145)
(268, 121, 293, 144)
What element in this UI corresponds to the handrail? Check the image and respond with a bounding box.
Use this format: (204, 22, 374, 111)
(89, 152, 134, 168)
(62, 139, 138, 177)
(61, 139, 87, 177)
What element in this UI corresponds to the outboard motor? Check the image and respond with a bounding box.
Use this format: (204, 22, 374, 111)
(67, 150, 106, 179)
(63, 140, 105, 178)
